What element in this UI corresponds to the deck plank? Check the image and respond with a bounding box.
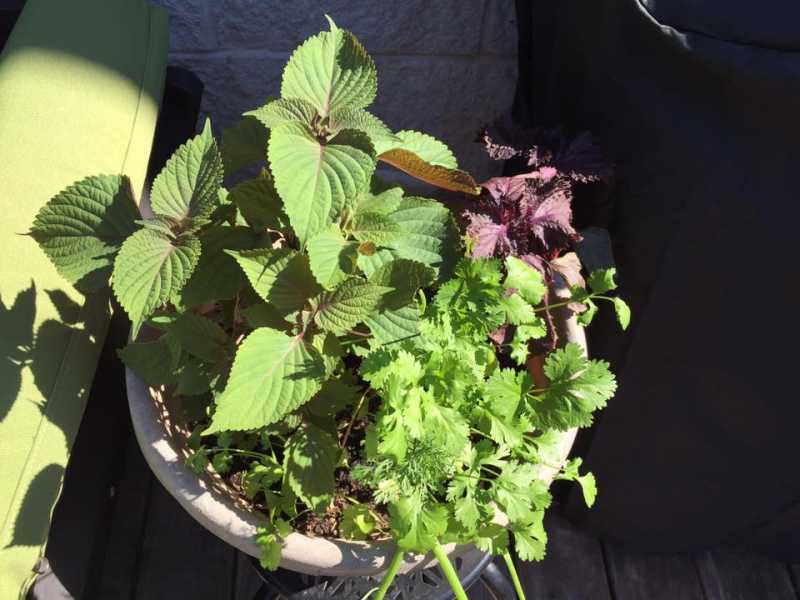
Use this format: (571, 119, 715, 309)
(789, 564, 800, 596)
(133, 482, 237, 600)
(603, 543, 704, 600)
(517, 513, 612, 599)
(95, 435, 155, 600)
(696, 548, 797, 600)
(234, 551, 265, 600)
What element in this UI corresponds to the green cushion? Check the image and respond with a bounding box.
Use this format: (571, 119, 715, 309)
(0, 1, 168, 597)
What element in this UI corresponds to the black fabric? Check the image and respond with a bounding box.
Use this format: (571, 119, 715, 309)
(0, 1, 23, 50)
(517, 0, 800, 558)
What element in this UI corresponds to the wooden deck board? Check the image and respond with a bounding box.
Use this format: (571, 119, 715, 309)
(94, 436, 155, 600)
(603, 543, 705, 600)
(95, 454, 800, 600)
(132, 482, 237, 600)
(517, 513, 612, 600)
(234, 551, 265, 600)
(788, 563, 800, 596)
(696, 548, 798, 600)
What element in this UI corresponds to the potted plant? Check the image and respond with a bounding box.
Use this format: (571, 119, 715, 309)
(29, 18, 628, 600)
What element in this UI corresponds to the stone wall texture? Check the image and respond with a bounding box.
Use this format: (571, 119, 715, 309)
(152, 0, 518, 180)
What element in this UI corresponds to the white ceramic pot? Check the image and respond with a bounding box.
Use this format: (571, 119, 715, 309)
(127, 304, 585, 577)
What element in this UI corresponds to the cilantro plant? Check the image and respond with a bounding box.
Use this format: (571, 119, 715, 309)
(29, 18, 629, 600)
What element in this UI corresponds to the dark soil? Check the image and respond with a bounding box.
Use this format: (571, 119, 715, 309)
(223, 415, 390, 539)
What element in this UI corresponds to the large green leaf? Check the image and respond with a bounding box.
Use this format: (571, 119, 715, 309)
(207, 328, 325, 432)
(181, 226, 262, 308)
(284, 423, 340, 513)
(281, 17, 377, 117)
(112, 229, 201, 336)
(365, 304, 420, 347)
(221, 116, 269, 176)
(228, 172, 286, 232)
(241, 303, 292, 331)
(368, 258, 434, 309)
(118, 336, 180, 386)
(312, 277, 390, 334)
(170, 312, 228, 363)
(356, 184, 404, 215)
(246, 97, 318, 129)
(305, 377, 360, 417)
(151, 119, 224, 220)
(386, 197, 459, 273)
(356, 248, 397, 278)
(269, 123, 375, 244)
(374, 130, 457, 168)
(229, 248, 321, 315)
(30, 174, 140, 293)
(329, 107, 397, 148)
(349, 212, 399, 245)
(306, 225, 358, 290)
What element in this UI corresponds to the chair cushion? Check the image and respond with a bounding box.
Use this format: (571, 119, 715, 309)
(0, 1, 168, 597)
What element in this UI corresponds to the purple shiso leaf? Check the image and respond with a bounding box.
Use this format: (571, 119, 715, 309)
(481, 168, 555, 202)
(520, 253, 547, 274)
(552, 132, 613, 182)
(465, 213, 510, 258)
(522, 181, 580, 251)
(481, 175, 527, 203)
(480, 129, 521, 161)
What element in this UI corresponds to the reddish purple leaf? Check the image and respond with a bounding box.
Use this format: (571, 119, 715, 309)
(465, 213, 510, 258)
(553, 132, 613, 182)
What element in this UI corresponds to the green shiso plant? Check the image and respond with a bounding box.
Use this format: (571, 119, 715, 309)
(29, 18, 628, 600)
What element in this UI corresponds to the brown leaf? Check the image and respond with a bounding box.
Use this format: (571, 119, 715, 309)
(378, 148, 480, 195)
(550, 252, 585, 289)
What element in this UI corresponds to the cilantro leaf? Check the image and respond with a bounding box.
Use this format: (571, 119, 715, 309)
(613, 297, 631, 330)
(529, 343, 617, 430)
(511, 511, 548, 562)
(340, 505, 377, 540)
(587, 268, 617, 294)
(389, 493, 449, 552)
(505, 256, 546, 304)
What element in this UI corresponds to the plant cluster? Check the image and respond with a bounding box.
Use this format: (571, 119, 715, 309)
(30, 19, 628, 600)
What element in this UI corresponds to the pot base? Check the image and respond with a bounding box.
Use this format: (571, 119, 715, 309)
(248, 548, 499, 599)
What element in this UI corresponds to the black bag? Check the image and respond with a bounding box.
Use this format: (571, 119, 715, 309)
(517, 0, 800, 559)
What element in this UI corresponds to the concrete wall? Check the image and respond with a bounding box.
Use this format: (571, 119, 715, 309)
(153, 1, 518, 180)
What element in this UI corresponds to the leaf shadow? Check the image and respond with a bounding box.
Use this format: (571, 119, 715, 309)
(0, 283, 36, 423)
(6, 463, 65, 548)
(284, 356, 326, 382)
(1, 281, 92, 433)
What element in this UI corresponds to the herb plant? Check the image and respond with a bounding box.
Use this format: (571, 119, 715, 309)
(29, 19, 628, 600)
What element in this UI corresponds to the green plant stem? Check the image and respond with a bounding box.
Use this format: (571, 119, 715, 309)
(531, 299, 573, 313)
(431, 543, 469, 600)
(207, 447, 273, 461)
(503, 551, 527, 600)
(373, 549, 405, 600)
(380, 332, 421, 347)
(470, 427, 491, 439)
(341, 392, 368, 452)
